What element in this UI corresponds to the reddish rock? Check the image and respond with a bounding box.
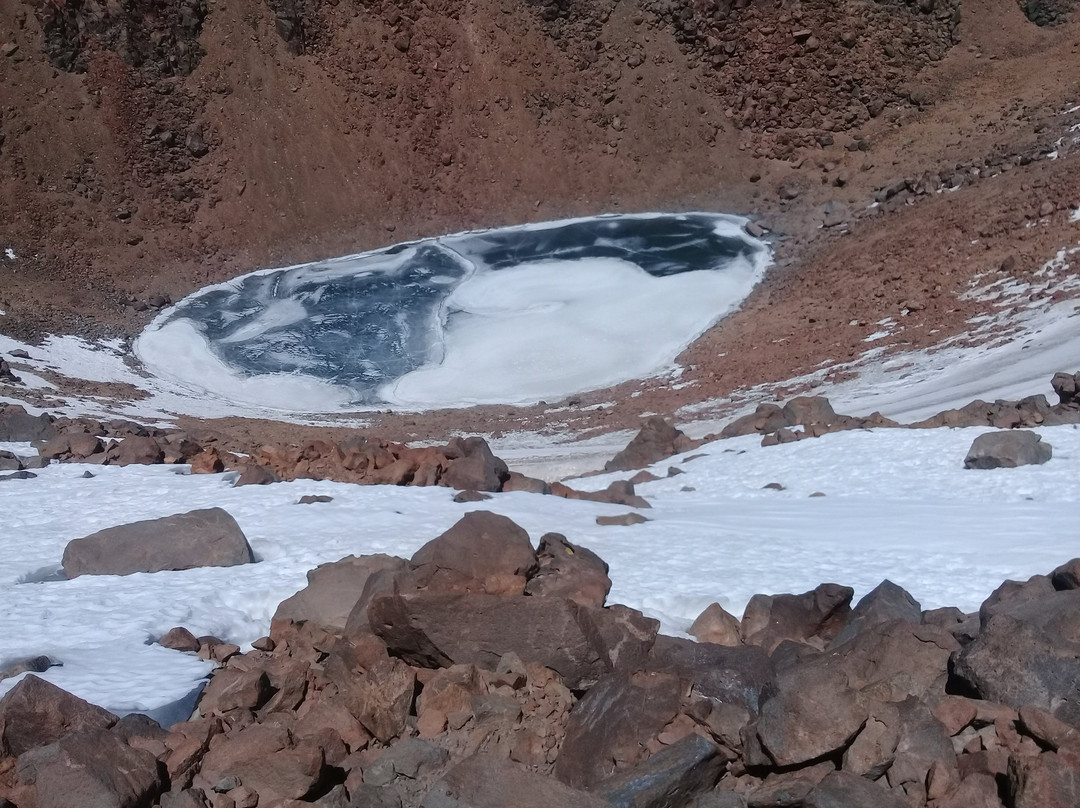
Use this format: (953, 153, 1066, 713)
(13, 728, 164, 808)
(755, 662, 868, 767)
(741, 583, 853, 652)
(409, 511, 538, 596)
(604, 416, 697, 472)
(343, 657, 416, 743)
(524, 532, 611, 608)
(369, 593, 656, 690)
(953, 589, 1080, 727)
(189, 448, 225, 474)
(502, 472, 552, 495)
(689, 602, 742, 646)
(441, 436, 509, 492)
(805, 770, 908, 808)
(108, 435, 165, 466)
(1010, 752, 1080, 808)
(555, 670, 683, 788)
(0, 675, 117, 758)
(197, 669, 273, 716)
(159, 626, 201, 653)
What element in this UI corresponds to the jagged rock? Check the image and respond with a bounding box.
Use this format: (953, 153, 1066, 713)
(525, 532, 611, 608)
(829, 580, 921, 647)
(964, 430, 1052, 469)
(604, 416, 696, 472)
(1008, 751, 1080, 808)
(1051, 371, 1080, 408)
(741, 583, 854, 653)
(0, 675, 117, 758)
(689, 602, 742, 647)
(343, 657, 416, 743)
(63, 507, 254, 578)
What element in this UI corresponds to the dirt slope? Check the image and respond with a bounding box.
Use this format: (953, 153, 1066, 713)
(1, 0, 1079, 445)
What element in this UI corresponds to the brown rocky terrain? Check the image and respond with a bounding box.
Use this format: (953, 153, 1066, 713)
(0, 0, 1079, 446)
(4, 508, 1080, 807)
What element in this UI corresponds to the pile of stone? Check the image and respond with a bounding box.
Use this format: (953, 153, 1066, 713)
(3, 511, 1080, 807)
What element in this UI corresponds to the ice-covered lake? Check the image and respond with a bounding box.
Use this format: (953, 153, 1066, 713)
(135, 213, 770, 412)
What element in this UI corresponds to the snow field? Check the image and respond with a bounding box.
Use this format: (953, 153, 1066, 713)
(2, 422, 1077, 718)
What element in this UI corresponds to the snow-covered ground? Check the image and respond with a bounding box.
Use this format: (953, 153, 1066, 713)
(1, 422, 1077, 722)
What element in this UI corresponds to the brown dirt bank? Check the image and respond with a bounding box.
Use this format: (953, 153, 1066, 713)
(1, 0, 1079, 447)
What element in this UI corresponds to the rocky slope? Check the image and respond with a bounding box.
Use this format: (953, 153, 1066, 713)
(1, 0, 1080, 444)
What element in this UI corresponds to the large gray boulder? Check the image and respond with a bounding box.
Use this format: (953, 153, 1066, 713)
(62, 508, 254, 578)
(964, 430, 1052, 469)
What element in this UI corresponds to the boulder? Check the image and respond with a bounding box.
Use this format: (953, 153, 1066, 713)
(343, 657, 416, 743)
(804, 770, 909, 808)
(524, 532, 611, 608)
(109, 435, 165, 466)
(781, 396, 837, 427)
(502, 472, 552, 495)
(0, 404, 55, 442)
(689, 602, 742, 647)
(592, 734, 724, 808)
(273, 554, 407, 632)
(369, 593, 657, 690)
(741, 583, 854, 652)
(829, 580, 921, 647)
(755, 662, 868, 767)
(13, 729, 164, 808)
(647, 636, 772, 713)
(555, 671, 684, 788)
(964, 430, 1052, 469)
(884, 698, 957, 796)
(1051, 371, 1080, 409)
(952, 589, 1080, 727)
(605, 416, 696, 472)
(441, 437, 509, 492)
(1009, 751, 1080, 807)
(409, 511, 538, 596)
(720, 403, 789, 439)
(63, 507, 254, 578)
(0, 675, 117, 758)
(425, 754, 607, 808)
